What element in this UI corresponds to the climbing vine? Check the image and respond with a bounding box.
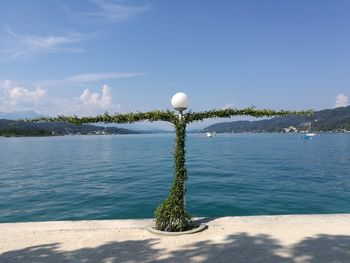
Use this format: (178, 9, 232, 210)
(184, 108, 311, 123)
(33, 110, 177, 125)
(154, 119, 192, 231)
(31, 107, 312, 231)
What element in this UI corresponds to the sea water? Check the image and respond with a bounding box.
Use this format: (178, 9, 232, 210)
(0, 133, 349, 222)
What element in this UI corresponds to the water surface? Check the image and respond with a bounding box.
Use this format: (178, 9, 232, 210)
(0, 133, 349, 222)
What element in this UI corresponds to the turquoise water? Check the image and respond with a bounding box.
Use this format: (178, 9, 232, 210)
(0, 133, 349, 223)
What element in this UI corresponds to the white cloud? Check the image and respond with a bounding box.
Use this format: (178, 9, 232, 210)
(0, 81, 118, 115)
(81, 0, 149, 22)
(50, 84, 119, 116)
(334, 94, 348, 108)
(80, 84, 113, 108)
(2, 75, 131, 116)
(8, 86, 46, 105)
(37, 72, 145, 86)
(0, 81, 46, 112)
(1, 29, 91, 59)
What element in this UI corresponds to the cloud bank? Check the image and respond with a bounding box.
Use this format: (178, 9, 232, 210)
(80, 85, 113, 109)
(0, 80, 118, 115)
(0, 80, 46, 112)
(8, 86, 46, 105)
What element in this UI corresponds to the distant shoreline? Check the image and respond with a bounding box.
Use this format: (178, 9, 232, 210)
(1, 130, 350, 138)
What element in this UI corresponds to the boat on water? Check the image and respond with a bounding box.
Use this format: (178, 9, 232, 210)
(306, 132, 317, 137)
(302, 122, 317, 139)
(302, 132, 317, 139)
(206, 132, 216, 138)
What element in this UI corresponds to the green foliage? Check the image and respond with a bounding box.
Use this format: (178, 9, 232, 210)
(155, 120, 193, 231)
(29, 107, 310, 231)
(184, 108, 313, 124)
(30, 108, 312, 126)
(31, 110, 177, 125)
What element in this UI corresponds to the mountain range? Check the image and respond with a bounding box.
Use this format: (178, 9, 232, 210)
(202, 106, 350, 133)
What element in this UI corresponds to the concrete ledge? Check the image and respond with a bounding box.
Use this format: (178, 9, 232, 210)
(0, 218, 154, 232)
(1, 214, 350, 262)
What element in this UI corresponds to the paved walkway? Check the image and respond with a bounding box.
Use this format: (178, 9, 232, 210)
(1, 214, 350, 262)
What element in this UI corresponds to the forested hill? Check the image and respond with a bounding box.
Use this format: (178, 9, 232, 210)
(202, 106, 350, 133)
(0, 120, 138, 137)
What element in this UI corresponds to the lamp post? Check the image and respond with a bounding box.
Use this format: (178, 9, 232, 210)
(153, 92, 193, 231)
(171, 92, 189, 210)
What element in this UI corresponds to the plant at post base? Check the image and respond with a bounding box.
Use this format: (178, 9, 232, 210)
(29, 107, 312, 232)
(155, 118, 193, 232)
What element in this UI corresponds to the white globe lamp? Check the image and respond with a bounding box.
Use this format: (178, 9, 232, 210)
(171, 92, 189, 112)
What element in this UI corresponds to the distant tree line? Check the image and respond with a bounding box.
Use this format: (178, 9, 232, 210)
(0, 120, 137, 137)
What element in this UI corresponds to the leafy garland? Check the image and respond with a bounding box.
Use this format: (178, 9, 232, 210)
(31, 107, 312, 125)
(31, 107, 312, 231)
(32, 110, 177, 125)
(184, 108, 311, 123)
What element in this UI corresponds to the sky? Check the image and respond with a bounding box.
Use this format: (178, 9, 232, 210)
(0, 0, 349, 128)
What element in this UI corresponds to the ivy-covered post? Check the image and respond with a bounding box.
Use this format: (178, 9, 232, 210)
(175, 112, 188, 210)
(154, 93, 193, 231)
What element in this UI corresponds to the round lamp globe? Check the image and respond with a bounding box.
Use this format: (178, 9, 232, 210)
(171, 92, 189, 112)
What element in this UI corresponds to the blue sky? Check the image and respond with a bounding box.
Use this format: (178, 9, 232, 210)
(0, 0, 349, 126)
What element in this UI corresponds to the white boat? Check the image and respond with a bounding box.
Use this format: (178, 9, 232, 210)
(302, 132, 317, 139)
(302, 122, 317, 139)
(206, 132, 216, 137)
(306, 133, 317, 137)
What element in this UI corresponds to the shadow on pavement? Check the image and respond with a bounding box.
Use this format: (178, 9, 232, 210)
(1, 233, 350, 262)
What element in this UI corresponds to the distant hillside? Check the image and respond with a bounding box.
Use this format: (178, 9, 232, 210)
(0, 120, 138, 137)
(202, 106, 350, 133)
